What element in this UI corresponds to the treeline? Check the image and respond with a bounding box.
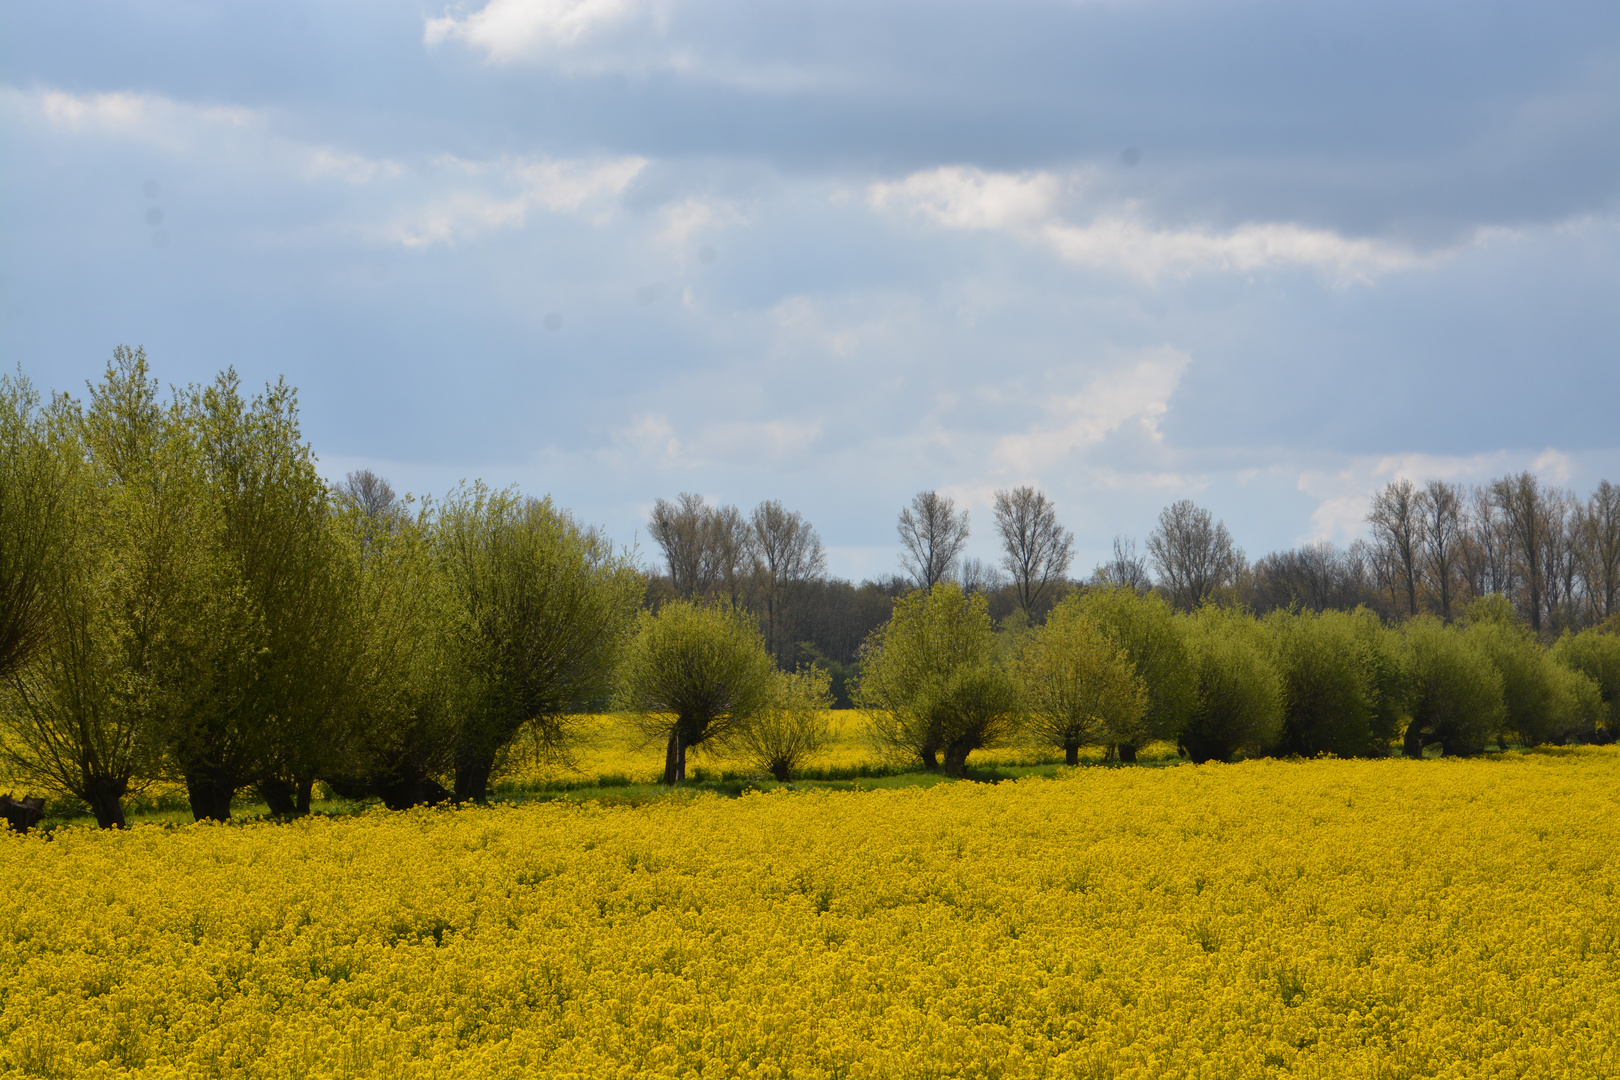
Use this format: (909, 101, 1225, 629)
(859, 583, 1617, 777)
(2, 351, 1617, 828)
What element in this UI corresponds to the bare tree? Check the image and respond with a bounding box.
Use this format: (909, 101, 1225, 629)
(1367, 479, 1423, 618)
(1459, 485, 1510, 601)
(1418, 480, 1464, 621)
(992, 486, 1075, 614)
(1145, 500, 1241, 611)
(1091, 536, 1152, 593)
(1491, 472, 1551, 633)
(748, 500, 827, 664)
(649, 493, 753, 602)
(337, 469, 399, 520)
(958, 557, 1006, 595)
(896, 490, 969, 591)
(1580, 480, 1620, 621)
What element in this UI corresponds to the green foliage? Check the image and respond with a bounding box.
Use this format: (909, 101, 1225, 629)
(0, 396, 152, 828)
(1265, 608, 1387, 757)
(1403, 617, 1504, 756)
(856, 583, 1021, 776)
(162, 368, 355, 820)
(1463, 605, 1580, 747)
(1017, 594, 1146, 766)
(616, 600, 779, 784)
(734, 666, 834, 781)
(1551, 628, 1620, 734)
(0, 370, 69, 680)
(1073, 586, 1196, 756)
(1178, 606, 1284, 763)
(327, 500, 463, 809)
(438, 484, 645, 801)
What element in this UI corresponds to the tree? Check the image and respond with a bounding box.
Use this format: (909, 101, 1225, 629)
(748, 500, 826, 666)
(1074, 586, 1196, 762)
(856, 583, 1020, 776)
(616, 600, 778, 784)
(322, 497, 462, 810)
(1551, 626, 1620, 736)
(439, 485, 644, 802)
(336, 468, 402, 523)
(649, 493, 752, 604)
(1017, 594, 1145, 766)
(1463, 594, 1591, 746)
(1177, 605, 1284, 764)
(0, 408, 152, 828)
(1418, 480, 1464, 621)
(1579, 480, 1620, 622)
(1146, 500, 1241, 612)
(993, 486, 1074, 615)
(896, 490, 969, 591)
(733, 666, 834, 781)
(1459, 484, 1511, 602)
(1402, 616, 1503, 757)
(1491, 472, 1553, 634)
(155, 369, 358, 821)
(1367, 479, 1423, 618)
(0, 371, 68, 681)
(1091, 536, 1152, 593)
(1264, 608, 1387, 757)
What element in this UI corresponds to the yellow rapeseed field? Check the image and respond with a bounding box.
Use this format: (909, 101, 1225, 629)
(3, 750, 1618, 1079)
(502, 711, 1108, 789)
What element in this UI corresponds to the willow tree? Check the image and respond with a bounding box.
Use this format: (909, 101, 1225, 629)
(1017, 594, 1144, 766)
(1403, 616, 1503, 757)
(1177, 605, 1285, 764)
(734, 666, 834, 782)
(0, 372, 68, 681)
(856, 583, 1020, 776)
(0, 396, 154, 828)
(323, 496, 463, 809)
(130, 367, 358, 821)
(616, 600, 778, 784)
(438, 485, 643, 802)
(1074, 586, 1195, 762)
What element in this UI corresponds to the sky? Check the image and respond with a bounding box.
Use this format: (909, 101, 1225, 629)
(3, 0, 1617, 581)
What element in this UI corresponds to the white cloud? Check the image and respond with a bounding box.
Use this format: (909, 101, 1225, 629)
(992, 346, 1191, 474)
(8, 86, 400, 185)
(868, 166, 1062, 231)
(869, 165, 1428, 280)
(425, 0, 646, 62)
(389, 155, 646, 246)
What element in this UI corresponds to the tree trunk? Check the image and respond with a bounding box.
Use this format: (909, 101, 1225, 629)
(942, 738, 977, 777)
(1118, 742, 1138, 764)
(295, 775, 314, 815)
(1403, 717, 1426, 759)
(920, 736, 941, 771)
(1065, 742, 1080, 767)
(454, 744, 495, 804)
(184, 766, 237, 822)
(84, 779, 126, 830)
(662, 729, 685, 785)
(257, 777, 299, 817)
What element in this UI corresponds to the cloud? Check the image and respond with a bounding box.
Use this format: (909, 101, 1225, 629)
(390, 156, 646, 246)
(991, 346, 1191, 474)
(7, 85, 643, 249)
(8, 86, 401, 184)
(425, 0, 647, 62)
(869, 165, 1430, 280)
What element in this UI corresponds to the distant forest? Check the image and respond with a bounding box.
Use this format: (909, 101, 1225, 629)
(640, 478, 1620, 705)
